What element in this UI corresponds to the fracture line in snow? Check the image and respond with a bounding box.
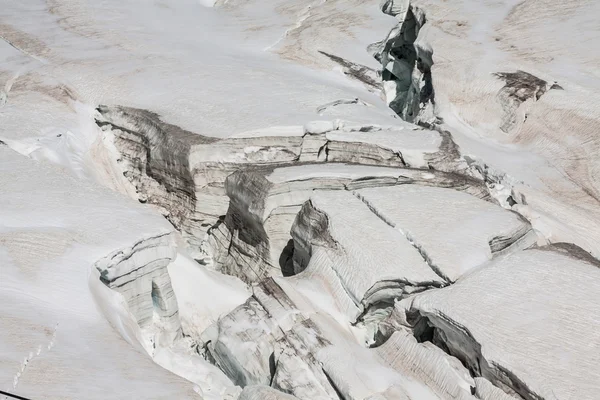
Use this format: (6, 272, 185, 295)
(351, 190, 452, 283)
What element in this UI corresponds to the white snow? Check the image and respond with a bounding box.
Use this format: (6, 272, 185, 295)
(2, 0, 600, 399)
(168, 251, 250, 343)
(0, 0, 397, 146)
(297, 190, 443, 308)
(356, 185, 536, 281)
(407, 247, 600, 400)
(403, 0, 600, 258)
(0, 147, 201, 399)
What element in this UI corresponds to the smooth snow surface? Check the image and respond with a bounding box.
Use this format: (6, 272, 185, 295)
(0, 0, 397, 143)
(0, 147, 197, 399)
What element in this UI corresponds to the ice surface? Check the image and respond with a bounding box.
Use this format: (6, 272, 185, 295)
(325, 125, 440, 168)
(239, 385, 300, 400)
(2, 0, 600, 399)
(293, 190, 443, 310)
(216, 162, 489, 284)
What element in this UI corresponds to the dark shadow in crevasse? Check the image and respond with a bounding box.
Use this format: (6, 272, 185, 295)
(279, 239, 295, 277)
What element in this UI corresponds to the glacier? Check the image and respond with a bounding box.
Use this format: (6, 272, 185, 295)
(1, 0, 599, 399)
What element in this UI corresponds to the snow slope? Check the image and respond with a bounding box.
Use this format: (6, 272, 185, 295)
(0, 146, 203, 399)
(2, 0, 600, 399)
(402, 246, 600, 400)
(0, 0, 397, 142)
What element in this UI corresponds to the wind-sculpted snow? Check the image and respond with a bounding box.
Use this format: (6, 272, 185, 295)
(393, 246, 600, 400)
(206, 168, 593, 399)
(376, 329, 476, 399)
(474, 378, 520, 400)
(205, 179, 541, 397)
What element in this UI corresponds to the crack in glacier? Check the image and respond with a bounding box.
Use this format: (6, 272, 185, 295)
(352, 190, 452, 283)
